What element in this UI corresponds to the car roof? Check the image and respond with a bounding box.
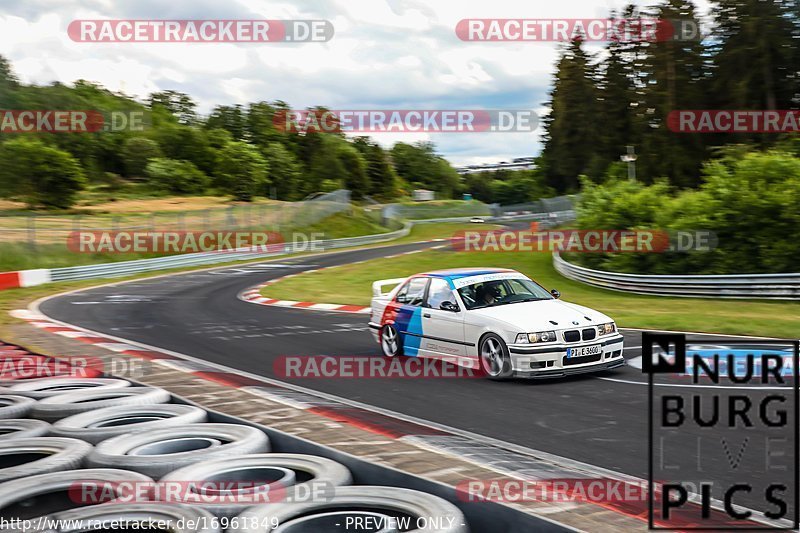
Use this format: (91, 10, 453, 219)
(420, 267, 517, 280)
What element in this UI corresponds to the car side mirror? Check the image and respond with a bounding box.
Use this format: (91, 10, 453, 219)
(440, 301, 460, 312)
(550, 289, 561, 299)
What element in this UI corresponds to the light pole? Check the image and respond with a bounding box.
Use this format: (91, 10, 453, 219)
(620, 145, 637, 181)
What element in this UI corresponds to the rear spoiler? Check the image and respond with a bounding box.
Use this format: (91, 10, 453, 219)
(372, 278, 406, 298)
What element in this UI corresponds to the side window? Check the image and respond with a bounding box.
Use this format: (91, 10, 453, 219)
(396, 277, 427, 306)
(425, 278, 453, 309)
(395, 282, 410, 304)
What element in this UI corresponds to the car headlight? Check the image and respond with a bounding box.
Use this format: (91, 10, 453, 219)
(515, 331, 556, 344)
(597, 322, 616, 335)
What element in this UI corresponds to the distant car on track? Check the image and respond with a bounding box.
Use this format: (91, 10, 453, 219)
(369, 268, 625, 379)
(469, 217, 485, 223)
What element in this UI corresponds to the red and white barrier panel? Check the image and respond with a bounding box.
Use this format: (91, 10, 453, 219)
(0, 269, 51, 290)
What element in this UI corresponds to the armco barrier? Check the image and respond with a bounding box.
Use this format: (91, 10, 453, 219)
(0, 223, 412, 288)
(0, 197, 578, 291)
(553, 252, 800, 300)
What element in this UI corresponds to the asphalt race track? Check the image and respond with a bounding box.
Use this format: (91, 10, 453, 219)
(39, 240, 796, 519)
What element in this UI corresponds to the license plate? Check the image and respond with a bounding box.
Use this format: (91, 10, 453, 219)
(567, 345, 601, 358)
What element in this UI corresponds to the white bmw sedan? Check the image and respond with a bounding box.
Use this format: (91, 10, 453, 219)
(369, 267, 625, 380)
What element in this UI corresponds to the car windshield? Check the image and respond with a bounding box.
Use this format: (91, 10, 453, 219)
(457, 278, 553, 310)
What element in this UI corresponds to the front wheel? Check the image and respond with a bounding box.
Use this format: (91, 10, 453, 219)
(479, 333, 513, 380)
(380, 324, 403, 357)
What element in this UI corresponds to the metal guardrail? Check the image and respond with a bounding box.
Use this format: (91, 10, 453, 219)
(36, 194, 579, 285)
(553, 253, 800, 300)
(49, 222, 413, 282)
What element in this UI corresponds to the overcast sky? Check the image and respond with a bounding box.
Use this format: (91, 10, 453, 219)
(0, 0, 710, 165)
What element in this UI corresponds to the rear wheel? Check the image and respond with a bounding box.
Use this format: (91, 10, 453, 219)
(380, 324, 403, 357)
(479, 333, 513, 380)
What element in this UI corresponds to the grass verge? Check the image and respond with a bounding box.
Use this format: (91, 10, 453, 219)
(0, 209, 392, 272)
(263, 247, 800, 339)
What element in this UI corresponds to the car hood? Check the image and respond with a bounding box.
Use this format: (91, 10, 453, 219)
(469, 299, 612, 331)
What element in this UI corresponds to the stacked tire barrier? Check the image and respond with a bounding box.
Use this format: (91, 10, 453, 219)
(0, 358, 471, 532)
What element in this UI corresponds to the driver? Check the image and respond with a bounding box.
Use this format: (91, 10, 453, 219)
(476, 281, 503, 305)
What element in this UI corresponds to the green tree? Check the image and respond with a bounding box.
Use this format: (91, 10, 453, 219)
(710, 0, 797, 113)
(207, 104, 246, 141)
(153, 124, 216, 175)
(148, 90, 197, 124)
(145, 158, 209, 194)
(594, 11, 640, 178)
(0, 138, 85, 208)
(390, 142, 458, 197)
(262, 142, 301, 200)
(540, 40, 598, 192)
(353, 137, 397, 199)
(121, 137, 163, 178)
(215, 141, 269, 201)
(637, 0, 707, 187)
(337, 143, 369, 199)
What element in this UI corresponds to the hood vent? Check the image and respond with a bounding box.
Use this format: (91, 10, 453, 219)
(584, 316, 592, 321)
(549, 320, 558, 325)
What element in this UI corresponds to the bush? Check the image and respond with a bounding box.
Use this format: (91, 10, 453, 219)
(122, 137, 162, 178)
(214, 141, 269, 201)
(574, 151, 800, 274)
(0, 138, 85, 208)
(145, 158, 209, 194)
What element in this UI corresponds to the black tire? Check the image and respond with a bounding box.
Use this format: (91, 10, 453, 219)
(0, 437, 92, 483)
(31, 387, 171, 422)
(87, 423, 270, 478)
(0, 468, 153, 520)
(1, 378, 130, 399)
(232, 486, 469, 532)
(51, 404, 207, 444)
(380, 324, 403, 357)
(158, 453, 352, 518)
(0, 419, 50, 440)
(478, 333, 514, 380)
(0, 395, 36, 419)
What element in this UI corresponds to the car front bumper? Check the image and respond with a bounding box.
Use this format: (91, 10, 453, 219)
(507, 333, 625, 379)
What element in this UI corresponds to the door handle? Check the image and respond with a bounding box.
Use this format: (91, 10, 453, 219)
(423, 313, 431, 318)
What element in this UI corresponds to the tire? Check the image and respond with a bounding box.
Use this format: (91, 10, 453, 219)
(31, 387, 171, 422)
(158, 453, 352, 518)
(232, 486, 469, 532)
(0, 437, 92, 483)
(87, 423, 270, 478)
(0, 378, 130, 399)
(0, 395, 36, 419)
(52, 404, 208, 444)
(26, 503, 220, 533)
(0, 419, 50, 440)
(380, 324, 403, 357)
(0, 468, 153, 520)
(478, 333, 514, 380)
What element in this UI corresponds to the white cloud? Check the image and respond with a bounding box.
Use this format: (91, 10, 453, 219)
(0, 0, 714, 164)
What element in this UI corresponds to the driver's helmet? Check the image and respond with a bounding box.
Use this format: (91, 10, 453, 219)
(477, 281, 503, 301)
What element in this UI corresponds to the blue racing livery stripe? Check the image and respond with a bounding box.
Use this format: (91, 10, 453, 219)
(393, 304, 423, 357)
